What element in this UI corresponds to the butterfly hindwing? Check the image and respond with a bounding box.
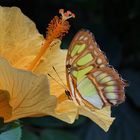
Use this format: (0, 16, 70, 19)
(66, 29, 126, 109)
(90, 67, 125, 105)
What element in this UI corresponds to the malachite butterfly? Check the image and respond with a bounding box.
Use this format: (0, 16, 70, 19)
(65, 29, 127, 109)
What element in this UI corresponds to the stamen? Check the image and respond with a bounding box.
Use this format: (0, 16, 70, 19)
(28, 9, 75, 71)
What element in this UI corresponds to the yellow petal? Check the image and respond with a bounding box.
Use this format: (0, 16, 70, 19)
(79, 105, 115, 132)
(0, 6, 44, 68)
(34, 41, 79, 123)
(50, 100, 78, 123)
(35, 39, 67, 97)
(0, 57, 56, 122)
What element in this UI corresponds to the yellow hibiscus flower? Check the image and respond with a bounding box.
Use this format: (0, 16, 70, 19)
(0, 6, 114, 131)
(0, 6, 56, 123)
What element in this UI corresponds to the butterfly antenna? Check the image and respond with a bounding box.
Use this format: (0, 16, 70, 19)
(52, 66, 67, 88)
(47, 73, 67, 90)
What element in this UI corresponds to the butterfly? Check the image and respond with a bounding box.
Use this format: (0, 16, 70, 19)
(65, 29, 126, 109)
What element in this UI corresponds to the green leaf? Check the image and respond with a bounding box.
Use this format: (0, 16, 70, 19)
(41, 129, 80, 140)
(0, 127, 22, 140)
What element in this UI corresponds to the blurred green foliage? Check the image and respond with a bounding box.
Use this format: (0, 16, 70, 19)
(0, 127, 21, 140)
(0, 0, 140, 140)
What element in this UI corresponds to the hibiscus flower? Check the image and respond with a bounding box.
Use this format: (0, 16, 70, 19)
(0, 6, 114, 131)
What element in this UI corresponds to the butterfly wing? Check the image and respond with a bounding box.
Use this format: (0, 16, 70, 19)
(66, 29, 126, 109)
(66, 29, 108, 69)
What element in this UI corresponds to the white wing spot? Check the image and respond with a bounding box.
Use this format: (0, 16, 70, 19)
(96, 58, 102, 64)
(100, 64, 105, 68)
(79, 36, 84, 40)
(83, 37, 88, 41)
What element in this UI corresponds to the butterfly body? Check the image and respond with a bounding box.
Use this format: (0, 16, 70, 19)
(66, 29, 126, 109)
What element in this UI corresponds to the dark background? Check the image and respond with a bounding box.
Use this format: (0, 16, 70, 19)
(0, 0, 140, 140)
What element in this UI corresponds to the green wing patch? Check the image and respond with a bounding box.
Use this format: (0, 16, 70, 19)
(71, 44, 86, 57)
(77, 53, 93, 66)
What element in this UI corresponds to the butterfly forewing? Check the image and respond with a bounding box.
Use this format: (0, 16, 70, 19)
(66, 29, 126, 109)
(67, 30, 108, 68)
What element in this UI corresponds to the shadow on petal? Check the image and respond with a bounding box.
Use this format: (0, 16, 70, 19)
(0, 90, 12, 120)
